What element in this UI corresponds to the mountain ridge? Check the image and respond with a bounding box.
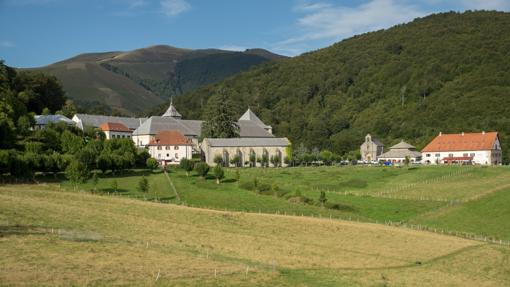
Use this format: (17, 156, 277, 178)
(29, 45, 286, 115)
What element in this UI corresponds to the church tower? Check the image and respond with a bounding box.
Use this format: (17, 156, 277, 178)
(162, 97, 182, 119)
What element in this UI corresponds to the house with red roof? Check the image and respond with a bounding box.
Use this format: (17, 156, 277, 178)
(421, 132, 502, 165)
(147, 130, 193, 166)
(99, 122, 133, 140)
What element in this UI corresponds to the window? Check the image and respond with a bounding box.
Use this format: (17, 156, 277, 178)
(448, 154, 454, 158)
(175, 153, 179, 159)
(426, 154, 431, 157)
(470, 153, 475, 157)
(166, 154, 169, 157)
(165, 146, 170, 150)
(157, 146, 162, 150)
(157, 154, 161, 158)
(174, 146, 179, 150)
(435, 153, 440, 157)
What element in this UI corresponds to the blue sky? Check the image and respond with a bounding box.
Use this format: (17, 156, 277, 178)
(1, 0, 509, 68)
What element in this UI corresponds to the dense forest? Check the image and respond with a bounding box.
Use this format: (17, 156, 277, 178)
(166, 11, 510, 162)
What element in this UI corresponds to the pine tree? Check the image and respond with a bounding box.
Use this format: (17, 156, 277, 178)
(201, 89, 239, 138)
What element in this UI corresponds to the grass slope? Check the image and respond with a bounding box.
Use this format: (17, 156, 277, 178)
(57, 166, 510, 241)
(1, 186, 509, 286)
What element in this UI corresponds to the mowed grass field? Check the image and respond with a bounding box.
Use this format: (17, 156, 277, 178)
(1, 185, 510, 286)
(58, 165, 510, 241)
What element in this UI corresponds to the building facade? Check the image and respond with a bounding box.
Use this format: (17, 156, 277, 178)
(421, 132, 502, 165)
(378, 141, 422, 164)
(99, 122, 133, 139)
(201, 138, 290, 167)
(147, 130, 193, 166)
(360, 134, 384, 161)
(33, 115, 75, 130)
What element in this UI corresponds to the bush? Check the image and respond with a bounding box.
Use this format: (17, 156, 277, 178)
(138, 176, 149, 193)
(194, 162, 210, 178)
(146, 158, 159, 171)
(213, 154, 223, 165)
(239, 180, 255, 191)
(65, 159, 89, 189)
(179, 158, 194, 176)
(213, 165, 224, 184)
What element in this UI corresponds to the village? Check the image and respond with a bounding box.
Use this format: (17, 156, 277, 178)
(34, 99, 504, 168)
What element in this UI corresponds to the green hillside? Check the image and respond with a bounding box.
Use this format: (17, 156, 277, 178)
(173, 11, 510, 161)
(30, 45, 284, 115)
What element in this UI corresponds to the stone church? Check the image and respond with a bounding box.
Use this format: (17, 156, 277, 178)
(360, 134, 384, 161)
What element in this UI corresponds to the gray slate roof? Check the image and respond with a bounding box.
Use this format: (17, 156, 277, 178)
(205, 137, 289, 147)
(34, 115, 75, 126)
(378, 141, 421, 159)
(133, 116, 274, 138)
(132, 116, 200, 136)
(371, 138, 384, 146)
(73, 114, 147, 130)
(239, 108, 271, 129)
(238, 121, 274, 138)
(390, 141, 416, 150)
(162, 102, 182, 118)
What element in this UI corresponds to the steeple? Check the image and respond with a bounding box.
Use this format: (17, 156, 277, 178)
(162, 97, 182, 119)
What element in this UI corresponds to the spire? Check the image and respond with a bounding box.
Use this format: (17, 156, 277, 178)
(162, 96, 182, 119)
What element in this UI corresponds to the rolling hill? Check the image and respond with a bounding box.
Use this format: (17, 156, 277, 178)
(171, 11, 510, 162)
(30, 45, 285, 115)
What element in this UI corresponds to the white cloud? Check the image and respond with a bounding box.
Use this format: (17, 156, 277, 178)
(276, 0, 428, 55)
(160, 0, 190, 16)
(0, 41, 16, 48)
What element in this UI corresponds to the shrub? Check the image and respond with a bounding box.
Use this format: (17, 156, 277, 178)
(239, 180, 255, 191)
(146, 158, 159, 171)
(194, 162, 210, 178)
(65, 159, 89, 190)
(213, 154, 223, 165)
(138, 176, 149, 193)
(213, 165, 224, 184)
(179, 158, 194, 176)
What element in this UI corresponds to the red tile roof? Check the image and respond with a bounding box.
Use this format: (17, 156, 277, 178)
(99, 122, 131, 132)
(422, 132, 498, 152)
(148, 130, 192, 146)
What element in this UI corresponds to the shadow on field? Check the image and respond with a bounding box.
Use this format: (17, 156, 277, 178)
(0, 225, 47, 237)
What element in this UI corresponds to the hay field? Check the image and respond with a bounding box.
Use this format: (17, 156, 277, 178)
(1, 185, 509, 286)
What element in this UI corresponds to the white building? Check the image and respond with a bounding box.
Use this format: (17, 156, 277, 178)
(147, 130, 193, 166)
(72, 114, 146, 131)
(421, 132, 502, 165)
(99, 122, 133, 139)
(360, 134, 384, 161)
(378, 141, 422, 164)
(132, 102, 275, 152)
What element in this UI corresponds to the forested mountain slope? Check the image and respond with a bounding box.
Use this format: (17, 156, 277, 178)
(173, 11, 510, 161)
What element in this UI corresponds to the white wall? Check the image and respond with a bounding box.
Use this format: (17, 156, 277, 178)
(104, 131, 132, 140)
(132, 135, 153, 147)
(421, 150, 500, 165)
(148, 144, 192, 165)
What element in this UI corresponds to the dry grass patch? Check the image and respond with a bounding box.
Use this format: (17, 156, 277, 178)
(0, 185, 504, 286)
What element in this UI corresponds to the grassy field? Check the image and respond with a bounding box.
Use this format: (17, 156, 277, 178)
(1, 185, 510, 286)
(55, 165, 510, 241)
